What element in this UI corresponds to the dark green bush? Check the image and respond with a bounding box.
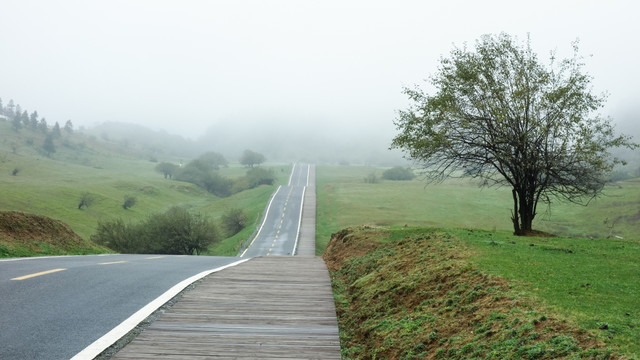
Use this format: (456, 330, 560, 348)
(382, 166, 416, 181)
(91, 207, 219, 255)
(221, 208, 248, 237)
(122, 195, 136, 209)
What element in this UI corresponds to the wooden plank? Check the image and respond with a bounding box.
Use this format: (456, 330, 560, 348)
(112, 256, 341, 359)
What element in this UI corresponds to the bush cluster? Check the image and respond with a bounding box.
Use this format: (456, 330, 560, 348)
(155, 153, 275, 198)
(91, 207, 219, 255)
(220, 208, 248, 237)
(381, 166, 416, 181)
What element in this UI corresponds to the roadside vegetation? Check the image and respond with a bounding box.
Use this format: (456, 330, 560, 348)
(0, 118, 288, 257)
(0, 211, 107, 257)
(325, 226, 634, 359)
(317, 165, 640, 358)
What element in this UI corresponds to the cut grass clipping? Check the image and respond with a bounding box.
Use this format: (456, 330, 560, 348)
(324, 226, 620, 360)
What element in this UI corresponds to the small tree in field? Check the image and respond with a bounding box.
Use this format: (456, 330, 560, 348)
(42, 135, 56, 157)
(78, 192, 95, 209)
(122, 195, 137, 209)
(240, 149, 266, 168)
(155, 161, 179, 179)
(392, 33, 637, 235)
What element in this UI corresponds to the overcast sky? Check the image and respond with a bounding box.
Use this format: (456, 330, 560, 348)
(1, 0, 638, 140)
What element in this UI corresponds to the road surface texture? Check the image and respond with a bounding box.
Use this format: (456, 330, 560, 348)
(1, 163, 338, 359)
(109, 164, 340, 359)
(112, 256, 340, 359)
(0, 255, 241, 360)
(241, 163, 312, 258)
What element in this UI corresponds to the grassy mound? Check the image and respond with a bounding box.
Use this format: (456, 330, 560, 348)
(324, 226, 620, 359)
(0, 210, 107, 257)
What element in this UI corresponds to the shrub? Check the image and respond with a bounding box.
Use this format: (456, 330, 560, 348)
(364, 172, 379, 184)
(175, 160, 233, 197)
(221, 208, 248, 237)
(245, 167, 276, 188)
(122, 195, 136, 209)
(382, 166, 416, 181)
(91, 207, 219, 255)
(78, 192, 95, 209)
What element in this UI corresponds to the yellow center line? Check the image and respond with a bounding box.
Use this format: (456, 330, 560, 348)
(145, 256, 165, 260)
(11, 268, 66, 281)
(98, 261, 128, 265)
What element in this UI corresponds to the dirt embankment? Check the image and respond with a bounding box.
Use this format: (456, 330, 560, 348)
(323, 226, 618, 360)
(0, 211, 99, 256)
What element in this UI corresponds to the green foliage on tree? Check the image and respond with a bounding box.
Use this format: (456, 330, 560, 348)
(175, 159, 233, 197)
(221, 208, 248, 237)
(52, 121, 62, 138)
(197, 151, 228, 170)
(29, 111, 39, 130)
(42, 134, 56, 157)
(245, 167, 276, 187)
(155, 161, 180, 179)
(38, 118, 48, 133)
(240, 149, 266, 168)
(11, 113, 22, 131)
(78, 192, 95, 209)
(64, 119, 73, 133)
(91, 206, 219, 255)
(122, 195, 137, 209)
(364, 171, 378, 184)
(382, 166, 416, 181)
(392, 33, 637, 235)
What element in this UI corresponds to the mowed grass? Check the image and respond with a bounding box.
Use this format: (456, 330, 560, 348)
(316, 165, 640, 357)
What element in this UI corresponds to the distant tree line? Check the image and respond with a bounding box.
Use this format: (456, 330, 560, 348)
(0, 96, 73, 157)
(154, 150, 274, 197)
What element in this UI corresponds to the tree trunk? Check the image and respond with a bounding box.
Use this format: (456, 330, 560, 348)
(511, 189, 521, 235)
(512, 188, 535, 235)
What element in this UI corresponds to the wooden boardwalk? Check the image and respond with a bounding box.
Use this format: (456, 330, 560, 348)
(112, 256, 341, 359)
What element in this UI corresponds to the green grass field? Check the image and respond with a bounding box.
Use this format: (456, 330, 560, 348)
(316, 165, 640, 357)
(316, 165, 640, 254)
(0, 121, 289, 256)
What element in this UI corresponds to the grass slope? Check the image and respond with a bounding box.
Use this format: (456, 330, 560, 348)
(316, 165, 640, 358)
(0, 121, 288, 257)
(316, 165, 640, 254)
(325, 226, 631, 359)
(0, 211, 107, 257)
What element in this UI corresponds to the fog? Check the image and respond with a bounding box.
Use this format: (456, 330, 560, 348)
(1, 1, 639, 163)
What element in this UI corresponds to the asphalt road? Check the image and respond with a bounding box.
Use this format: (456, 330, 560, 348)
(240, 163, 310, 257)
(0, 254, 240, 360)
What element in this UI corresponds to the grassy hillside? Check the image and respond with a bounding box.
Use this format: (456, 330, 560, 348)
(325, 227, 632, 359)
(316, 165, 640, 358)
(316, 165, 640, 253)
(0, 121, 288, 256)
(0, 211, 107, 257)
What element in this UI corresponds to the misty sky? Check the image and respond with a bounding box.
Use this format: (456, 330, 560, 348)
(1, 0, 638, 140)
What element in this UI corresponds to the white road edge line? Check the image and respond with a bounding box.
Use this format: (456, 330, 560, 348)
(306, 163, 310, 187)
(287, 163, 296, 186)
(291, 185, 307, 256)
(240, 186, 282, 258)
(70, 258, 250, 360)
